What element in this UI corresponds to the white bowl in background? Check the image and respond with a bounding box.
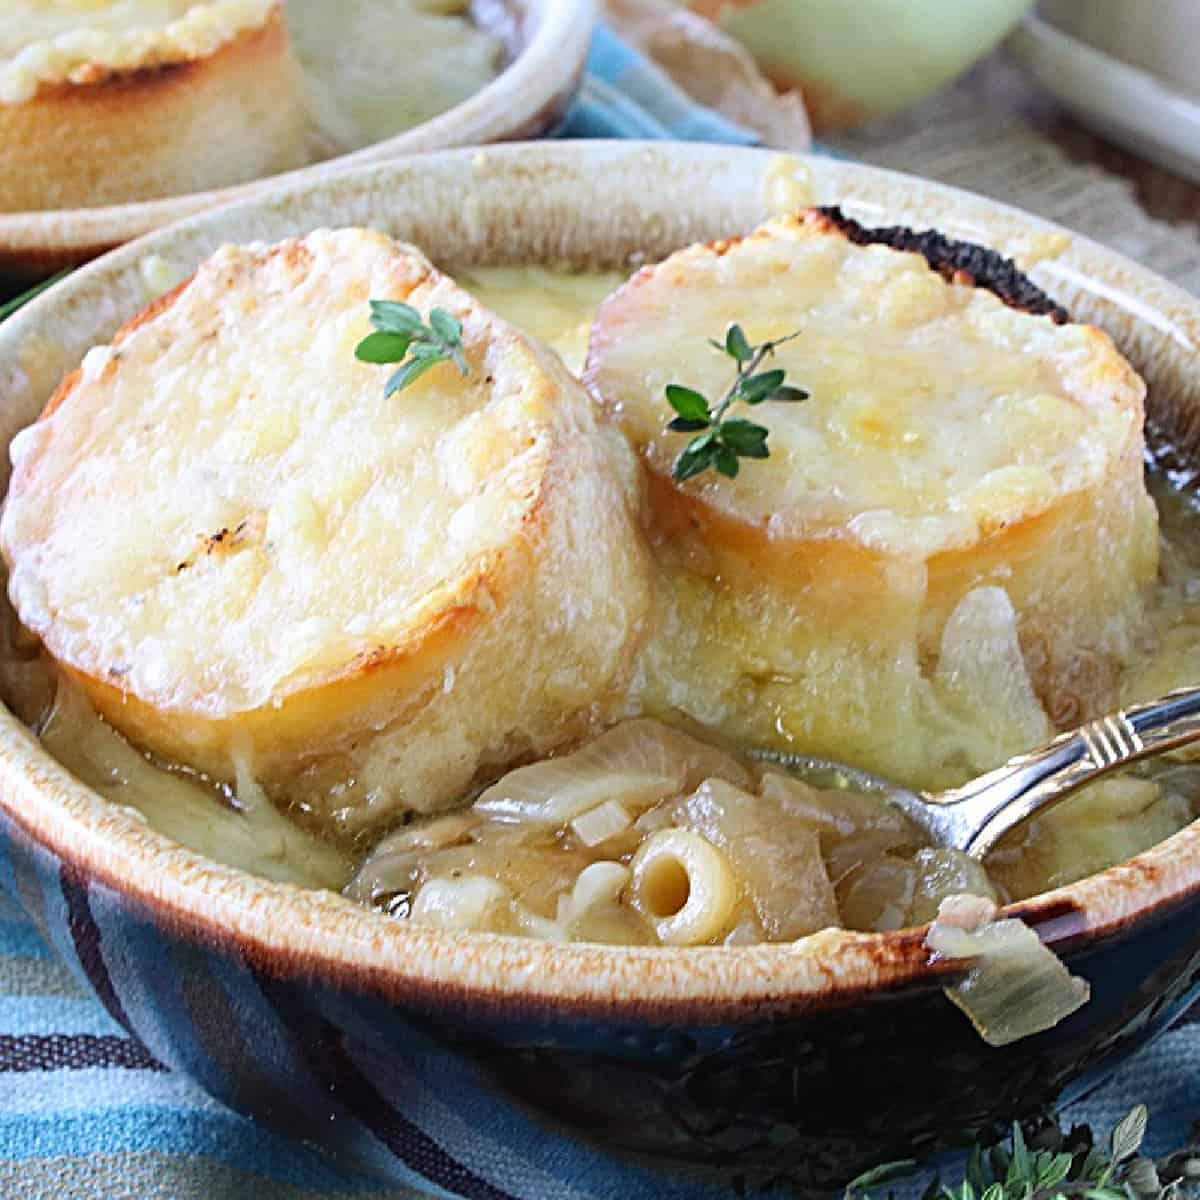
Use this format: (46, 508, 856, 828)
(1039, 0, 1199, 100)
(1009, 8, 1200, 184)
(687, 0, 1034, 132)
(0, 0, 594, 278)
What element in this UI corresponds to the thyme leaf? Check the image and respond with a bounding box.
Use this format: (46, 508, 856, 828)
(665, 325, 809, 483)
(355, 300, 468, 392)
(845, 1105, 1200, 1200)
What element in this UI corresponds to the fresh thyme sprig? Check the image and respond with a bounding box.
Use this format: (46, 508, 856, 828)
(355, 300, 468, 396)
(665, 324, 809, 483)
(845, 1104, 1200, 1200)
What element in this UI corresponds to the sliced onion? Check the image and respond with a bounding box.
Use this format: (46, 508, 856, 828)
(474, 719, 747, 825)
(569, 799, 633, 847)
(659, 723, 756, 791)
(926, 896, 1089, 1047)
(568, 905, 656, 946)
(825, 829, 916, 890)
(346, 812, 481, 905)
(929, 586, 1052, 772)
(759, 772, 853, 835)
(760, 771, 911, 837)
(839, 856, 915, 932)
(675, 777, 838, 940)
(409, 876, 511, 932)
(721, 901, 767, 945)
(344, 847, 422, 907)
(376, 812, 482, 855)
(908, 847, 997, 926)
(633, 800, 676, 836)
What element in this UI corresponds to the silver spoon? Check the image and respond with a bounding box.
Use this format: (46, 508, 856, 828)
(753, 685, 1200, 858)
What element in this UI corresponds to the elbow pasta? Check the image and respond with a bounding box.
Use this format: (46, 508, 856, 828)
(629, 829, 738, 946)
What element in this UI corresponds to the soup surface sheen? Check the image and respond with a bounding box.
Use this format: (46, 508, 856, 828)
(3, 265, 1199, 947)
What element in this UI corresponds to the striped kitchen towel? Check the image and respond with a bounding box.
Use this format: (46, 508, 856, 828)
(558, 21, 761, 144)
(0, 870, 1196, 1200)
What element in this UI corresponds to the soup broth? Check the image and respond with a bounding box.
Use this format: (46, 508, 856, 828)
(2, 265, 1199, 945)
(345, 717, 1200, 944)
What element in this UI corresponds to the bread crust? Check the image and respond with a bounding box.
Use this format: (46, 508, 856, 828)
(2, 230, 653, 834)
(804, 206, 1070, 322)
(586, 211, 1158, 786)
(0, 5, 309, 212)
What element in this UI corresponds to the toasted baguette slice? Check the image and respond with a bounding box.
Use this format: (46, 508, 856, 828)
(2, 229, 652, 834)
(0, 1, 309, 212)
(586, 209, 1158, 787)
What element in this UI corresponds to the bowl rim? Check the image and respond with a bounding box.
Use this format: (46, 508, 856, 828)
(1008, 14, 1200, 187)
(3, 139, 1200, 1022)
(0, 0, 595, 274)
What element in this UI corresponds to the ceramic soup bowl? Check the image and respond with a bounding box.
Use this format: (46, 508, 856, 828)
(0, 142, 1199, 1197)
(0, 0, 594, 278)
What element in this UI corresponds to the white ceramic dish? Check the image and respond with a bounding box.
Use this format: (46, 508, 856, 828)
(1009, 13, 1200, 184)
(0, 0, 593, 278)
(1037, 0, 1199, 100)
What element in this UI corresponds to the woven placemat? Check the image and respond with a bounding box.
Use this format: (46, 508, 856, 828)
(828, 72, 1200, 295)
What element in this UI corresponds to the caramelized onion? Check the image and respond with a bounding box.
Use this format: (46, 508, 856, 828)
(839, 856, 915, 932)
(926, 896, 1089, 1047)
(570, 799, 633, 847)
(908, 848, 998, 926)
(674, 777, 838, 939)
(474, 719, 750, 825)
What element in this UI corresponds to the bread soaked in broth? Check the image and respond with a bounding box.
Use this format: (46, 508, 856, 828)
(3, 232, 1200, 941)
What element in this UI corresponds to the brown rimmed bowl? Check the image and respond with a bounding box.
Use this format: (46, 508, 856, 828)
(0, 142, 1199, 1196)
(0, 0, 593, 279)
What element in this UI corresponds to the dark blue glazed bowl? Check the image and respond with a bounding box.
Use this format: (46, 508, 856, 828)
(0, 143, 1198, 1197)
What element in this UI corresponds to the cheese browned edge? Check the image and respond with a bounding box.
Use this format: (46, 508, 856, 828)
(3, 232, 655, 836)
(0, 3, 309, 212)
(586, 208, 1157, 787)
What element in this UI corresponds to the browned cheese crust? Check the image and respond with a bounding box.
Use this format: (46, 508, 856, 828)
(0, 4, 309, 212)
(586, 209, 1158, 789)
(2, 230, 654, 835)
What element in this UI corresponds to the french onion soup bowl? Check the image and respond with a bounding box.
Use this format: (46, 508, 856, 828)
(0, 0, 594, 278)
(0, 143, 1199, 1196)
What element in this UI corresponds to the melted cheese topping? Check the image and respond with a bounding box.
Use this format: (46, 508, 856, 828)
(464, 266, 627, 349)
(467, 263, 1157, 781)
(0, 0, 276, 103)
(2, 232, 564, 714)
(585, 215, 1145, 557)
(0, 263, 1195, 915)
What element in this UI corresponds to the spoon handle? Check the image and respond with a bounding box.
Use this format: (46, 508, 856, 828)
(929, 685, 1200, 858)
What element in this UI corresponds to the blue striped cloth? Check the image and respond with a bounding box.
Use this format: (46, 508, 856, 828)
(0, 21, 1196, 1200)
(1, 880, 1197, 1200)
(558, 23, 760, 145)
